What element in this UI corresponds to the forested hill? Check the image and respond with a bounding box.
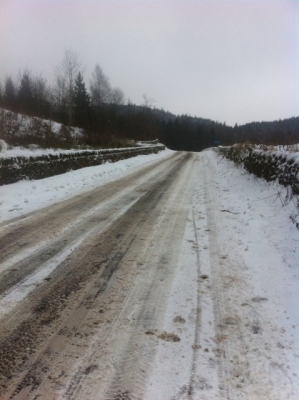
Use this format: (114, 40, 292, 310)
(161, 114, 299, 150)
(1, 98, 298, 150)
(0, 68, 220, 150)
(232, 117, 299, 145)
(1, 59, 297, 150)
(142, 111, 299, 150)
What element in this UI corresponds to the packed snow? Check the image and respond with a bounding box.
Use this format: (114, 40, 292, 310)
(0, 148, 298, 398)
(146, 150, 299, 399)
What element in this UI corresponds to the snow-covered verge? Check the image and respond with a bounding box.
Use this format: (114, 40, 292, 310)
(217, 144, 299, 198)
(0, 143, 165, 186)
(146, 150, 299, 399)
(0, 148, 173, 223)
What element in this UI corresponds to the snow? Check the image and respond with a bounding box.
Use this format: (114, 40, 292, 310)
(145, 150, 299, 399)
(257, 143, 299, 153)
(0, 142, 159, 159)
(0, 149, 173, 223)
(0, 196, 140, 319)
(0, 139, 8, 152)
(251, 146, 299, 166)
(0, 145, 91, 159)
(0, 108, 83, 139)
(202, 151, 299, 398)
(0, 147, 298, 397)
(225, 143, 299, 166)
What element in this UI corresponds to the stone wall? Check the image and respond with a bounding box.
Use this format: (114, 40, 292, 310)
(217, 145, 299, 196)
(0, 145, 165, 186)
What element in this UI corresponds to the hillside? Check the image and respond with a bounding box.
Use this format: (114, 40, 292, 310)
(1, 106, 299, 154)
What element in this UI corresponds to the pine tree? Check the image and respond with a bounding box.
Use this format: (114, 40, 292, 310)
(0, 80, 3, 108)
(73, 72, 90, 127)
(18, 72, 33, 114)
(3, 76, 17, 111)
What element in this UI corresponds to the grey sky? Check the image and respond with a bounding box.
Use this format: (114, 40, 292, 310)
(0, 0, 298, 125)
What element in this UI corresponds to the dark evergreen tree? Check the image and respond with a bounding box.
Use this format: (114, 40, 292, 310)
(73, 72, 90, 127)
(3, 76, 17, 111)
(18, 72, 33, 114)
(31, 75, 51, 118)
(0, 81, 3, 107)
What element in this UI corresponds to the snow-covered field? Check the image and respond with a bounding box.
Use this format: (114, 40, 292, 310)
(0, 148, 298, 398)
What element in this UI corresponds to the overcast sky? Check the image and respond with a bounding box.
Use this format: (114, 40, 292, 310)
(0, 0, 298, 125)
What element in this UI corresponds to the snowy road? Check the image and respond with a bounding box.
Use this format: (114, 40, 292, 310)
(0, 150, 298, 399)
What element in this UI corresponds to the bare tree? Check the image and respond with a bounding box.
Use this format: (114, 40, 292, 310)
(90, 64, 112, 107)
(51, 74, 67, 122)
(54, 49, 82, 126)
(111, 87, 125, 105)
(142, 93, 155, 109)
(0, 80, 3, 107)
(31, 74, 50, 116)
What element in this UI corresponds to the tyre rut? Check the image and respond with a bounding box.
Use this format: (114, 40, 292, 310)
(102, 158, 194, 400)
(0, 154, 179, 299)
(0, 154, 177, 264)
(0, 153, 192, 399)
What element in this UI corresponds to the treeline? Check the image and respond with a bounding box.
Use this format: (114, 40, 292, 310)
(161, 114, 299, 150)
(0, 49, 298, 150)
(0, 50, 127, 143)
(231, 118, 299, 146)
(0, 49, 171, 147)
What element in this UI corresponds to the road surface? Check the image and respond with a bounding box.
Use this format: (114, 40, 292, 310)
(0, 151, 297, 399)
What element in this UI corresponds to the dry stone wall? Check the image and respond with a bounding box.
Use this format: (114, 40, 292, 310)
(0, 145, 165, 186)
(217, 145, 299, 197)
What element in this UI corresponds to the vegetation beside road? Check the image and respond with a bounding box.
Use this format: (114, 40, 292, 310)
(217, 143, 299, 206)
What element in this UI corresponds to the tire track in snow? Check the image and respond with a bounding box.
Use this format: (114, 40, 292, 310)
(0, 153, 178, 262)
(185, 208, 202, 398)
(0, 153, 191, 399)
(0, 197, 138, 320)
(201, 158, 233, 400)
(202, 155, 252, 400)
(66, 153, 194, 400)
(0, 154, 180, 314)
